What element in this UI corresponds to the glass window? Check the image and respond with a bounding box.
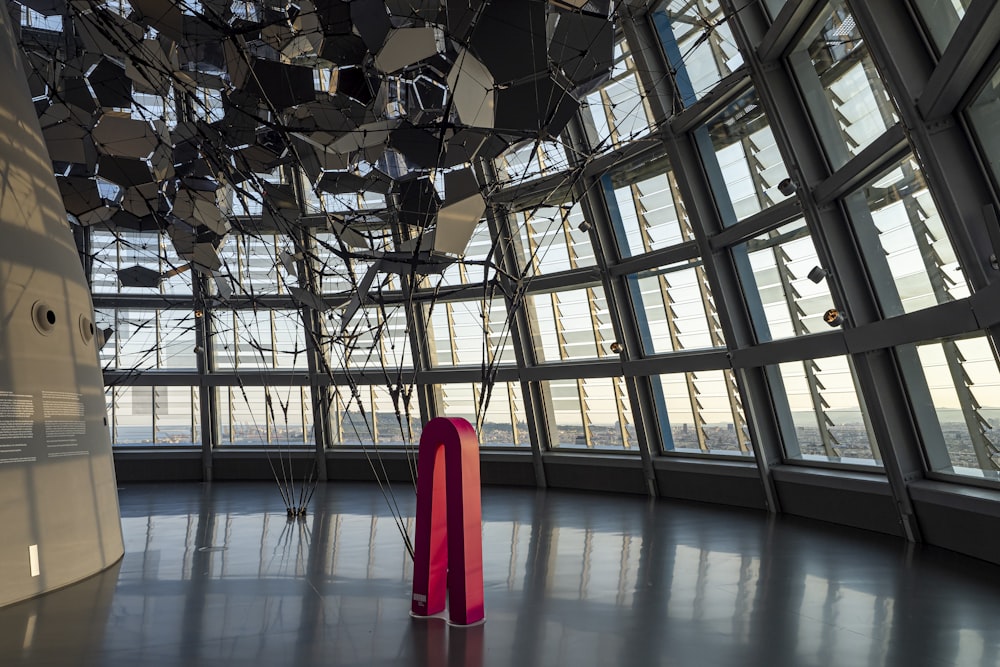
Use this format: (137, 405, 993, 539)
(788, 1, 898, 168)
(762, 0, 787, 19)
(495, 141, 570, 184)
(329, 384, 415, 448)
(90, 229, 192, 295)
(586, 39, 653, 149)
(655, 370, 751, 455)
(219, 233, 291, 296)
(526, 287, 615, 362)
(605, 163, 689, 256)
(214, 309, 307, 370)
(702, 89, 791, 222)
(733, 219, 835, 342)
(630, 261, 722, 354)
(438, 382, 528, 447)
(845, 155, 969, 317)
(513, 202, 596, 275)
(908, 335, 1000, 480)
(97, 307, 198, 371)
(912, 0, 972, 54)
(543, 377, 636, 450)
(20, 7, 64, 30)
(333, 305, 414, 371)
(773, 355, 880, 465)
(109, 385, 200, 447)
(313, 232, 358, 293)
(220, 385, 313, 446)
(424, 299, 514, 368)
(967, 63, 1000, 192)
(654, 0, 744, 103)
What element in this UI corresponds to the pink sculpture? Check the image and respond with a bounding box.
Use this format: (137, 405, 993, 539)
(410, 417, 485, 626)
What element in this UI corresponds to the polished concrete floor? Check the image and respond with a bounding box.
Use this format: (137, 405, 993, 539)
(2, 482, 999, 666)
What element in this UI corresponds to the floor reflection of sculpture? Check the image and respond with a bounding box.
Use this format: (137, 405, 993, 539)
(411, 417, 486, 627)
(411, 616, 485, 667)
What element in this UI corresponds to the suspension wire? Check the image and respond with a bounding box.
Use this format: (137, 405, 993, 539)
(44, 0, 734, 556)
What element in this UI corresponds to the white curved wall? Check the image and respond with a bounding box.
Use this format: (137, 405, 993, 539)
(0, 5, 123, 607)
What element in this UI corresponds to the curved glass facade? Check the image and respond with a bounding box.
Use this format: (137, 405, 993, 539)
(32, 0, 998, 522)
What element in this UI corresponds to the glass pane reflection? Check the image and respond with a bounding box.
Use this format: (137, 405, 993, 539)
(789, 1, 898, 168)
(775, 355, 881, 465)
(911, 335, 1000, 480)
(846, 155, 969, 317)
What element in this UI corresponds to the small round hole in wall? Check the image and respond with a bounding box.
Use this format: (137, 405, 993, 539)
(32, 301, 57, 335)
(79, 314, 95, 344)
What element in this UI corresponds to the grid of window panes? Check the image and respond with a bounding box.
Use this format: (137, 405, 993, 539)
(912, 0, 972, 54)
(495, 140, 571, 184)
(332, 305, 414, 372)
(437, 382, 528, 447)
(314, 232, 362, 293)
(424, 299, 515, 368)
(425, 222, 496, 288)
(68, 0, 1000, 505)
(218, 233, 292, 296)
(527, 287, 616, 362)
(95, 307, 198, 370)
(90, 229, 192, 295)
(630, 263, 722, 354)
(328, 384, 415, 447)
(213, 309, 307, 370)
(219, 385, 313, 446)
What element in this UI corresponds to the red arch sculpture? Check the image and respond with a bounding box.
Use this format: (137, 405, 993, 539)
(410, 417, 485, 626)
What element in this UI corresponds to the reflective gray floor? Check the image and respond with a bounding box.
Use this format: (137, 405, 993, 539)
(2, 482, 999, 666)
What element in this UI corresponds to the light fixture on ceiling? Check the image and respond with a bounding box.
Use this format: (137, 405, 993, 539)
(777, 178, 797, 197)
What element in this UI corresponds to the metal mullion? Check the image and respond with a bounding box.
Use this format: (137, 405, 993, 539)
(635, 7, 786, 507)
(480, 160, 551, 484)
(769, 235, 837, 457)
(563, 108, 662, 488)
(446, 302, 459, 367)
(293, 225, 333, 471)
(507, 381, 521, 447)
(758, 0, 824, 62)
(656, 271, 706, 451)
(577, 378, 592, 448)
(917, 0, 1000, 121)
(677, 180, 746, 453)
